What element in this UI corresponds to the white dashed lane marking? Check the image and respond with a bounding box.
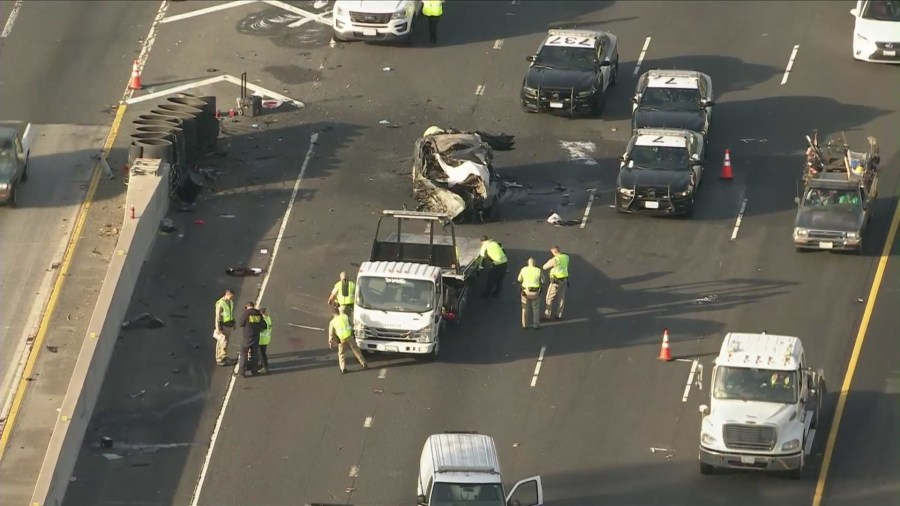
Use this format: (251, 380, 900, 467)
(682, 359, 699, 402)
(530, 346, 547, 388)
(731, 198, 748, 241)
(781, 45, 800, 85)
(493, 39, 504, 50)
(633, 36, 652, 76)
(580, 189, 596, 229)
(475, 84, 486, 95)
(364, 416, 373, 428)
(378, 368, 387, 379)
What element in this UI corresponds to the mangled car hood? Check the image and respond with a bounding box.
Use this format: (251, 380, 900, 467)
(413, 132, 499, 220)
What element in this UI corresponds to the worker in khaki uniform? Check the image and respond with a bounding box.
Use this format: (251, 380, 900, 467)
(213, 289, 235, 366)
(542, 245, 570, 321)
(517, 258, 545, 330)
(327, 271, 356, 316)
(328, 307, 367, 374)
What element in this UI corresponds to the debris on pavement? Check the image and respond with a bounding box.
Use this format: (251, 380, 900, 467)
(159, 218, 177, 233)
(121, 313, 166, 330)
(692, 295, 719, 304)
(193, 219, 206, 225)
(546, 212, 579, 226)
(382, 66, 392, 72)
(45, 345, 58, 353)
(101, 453, 123, 461)
(379, 119, 391, 125)
(225, 266, 265, 277)
(128, 389, 146, 399)
(218, 214, 236, 219)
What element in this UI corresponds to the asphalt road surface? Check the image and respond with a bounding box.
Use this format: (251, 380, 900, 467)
(0, 0, 164, 455)
(60, 1, 899, 506)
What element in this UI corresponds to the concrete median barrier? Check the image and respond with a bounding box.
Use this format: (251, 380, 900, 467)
(29, 158, 170, 506)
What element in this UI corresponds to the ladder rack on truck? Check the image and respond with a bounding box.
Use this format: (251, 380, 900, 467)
(370, 210, 482, 282)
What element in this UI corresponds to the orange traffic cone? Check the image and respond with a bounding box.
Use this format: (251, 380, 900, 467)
(657, 328, 673, 361)
(720, 149, 734, 180)
(128, 59, 142, 90)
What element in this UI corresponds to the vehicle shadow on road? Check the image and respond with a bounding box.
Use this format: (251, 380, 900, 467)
(437, 250, 796, 366)
(634, 55, 782, 98)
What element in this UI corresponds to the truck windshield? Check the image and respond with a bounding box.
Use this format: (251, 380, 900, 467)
(802, 188, 861, 209)
(714, 366, 799, 404)
(357, 276, 435, 313)
(431, 483, 505, 506)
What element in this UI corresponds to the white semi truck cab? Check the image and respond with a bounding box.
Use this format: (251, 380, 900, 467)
(418, 432, 543, 506)
(698, 332, 825, 478)
(354, 210, 481, 360)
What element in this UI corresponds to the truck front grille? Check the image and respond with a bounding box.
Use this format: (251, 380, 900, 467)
(723, 424, 777, 451)
(349, 11, 392, 24)
(364, 327, 413, 341)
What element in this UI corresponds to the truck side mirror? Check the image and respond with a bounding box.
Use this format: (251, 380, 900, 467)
(850, 7, 859, 16)
(794, 196, 801, 205)
(617, 155, 626, 163)
(418, 494, 427, 505)
(699, 404, 709, 416)
(631, 96, 639, 104)
(702, 100, 716, 107)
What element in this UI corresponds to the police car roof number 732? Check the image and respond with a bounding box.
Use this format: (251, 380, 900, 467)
(544, 35, 596, 48)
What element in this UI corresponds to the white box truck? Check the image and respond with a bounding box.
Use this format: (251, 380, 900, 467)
(698, 332, 826, 478)
(354, 210, 482, 360)
(418, 432, 543, 506)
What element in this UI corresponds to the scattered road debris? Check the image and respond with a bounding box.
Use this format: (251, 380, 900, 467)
(128, 389, 147, 399)
(159, 218, 177, 233)
(121, 313, 166, 330)
(225, 266, 265, 277)
(692, 295, 719, 304)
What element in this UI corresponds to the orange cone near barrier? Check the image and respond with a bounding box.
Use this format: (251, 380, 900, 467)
(657, 328, 673, 361)
(720, 149, 734, 180)
(128, 59, 142, 90)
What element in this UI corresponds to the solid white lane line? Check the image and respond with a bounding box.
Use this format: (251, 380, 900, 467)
(730, 198, 748, 241)
(475, 84, 486, 95)
(160, 0, 258, 23)
(493, 39, 504, 50)
(264, 0, 331, 25)
(364, 416, 373, 428)
(530, 346, 546, 388)
(126, 75, 230, 105)
(126, 0, 170, 103)
(781, 45, 799, 85)
(190, 133, 320, 506)
(1, 0, 23, 38)
(682, 359, 699, 402)
(580, 189, 596, 229)
(633, 36, 652, 76)
(378, 368, 387, 379)
(349, 465, 359, 477)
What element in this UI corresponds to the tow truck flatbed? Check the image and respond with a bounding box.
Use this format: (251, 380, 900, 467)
(383, 232, 481, 281)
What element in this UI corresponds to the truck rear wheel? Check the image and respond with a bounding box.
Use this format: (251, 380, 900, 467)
(699, 462, 714, 475)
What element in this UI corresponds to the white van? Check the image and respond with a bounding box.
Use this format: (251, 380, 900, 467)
(332, 0, 421, 44)
(418, 432, 544, 506)
(850, 0, 900, 63)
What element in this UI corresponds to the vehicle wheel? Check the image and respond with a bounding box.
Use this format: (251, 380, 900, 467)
(592, 91, 606, 117)
(811, 380, 824, 430)
(699, 462, 714, 475)
(331, 31, 346, 43)
(610, 59, 619, 87)
(684, 201, 694, 218)
(8, 184, 17, 208)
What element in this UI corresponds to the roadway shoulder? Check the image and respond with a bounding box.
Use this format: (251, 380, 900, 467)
(0, 159, 128, 505)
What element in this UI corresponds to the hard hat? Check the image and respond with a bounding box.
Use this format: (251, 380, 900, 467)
(424, 126, 445, 137)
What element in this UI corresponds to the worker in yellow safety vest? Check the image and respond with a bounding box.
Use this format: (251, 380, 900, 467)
(542, 245, 570, 321)
(422, 0, 444, 45)
(258, 307, 273, 374)
(478, 235, 508, 298)
(328, 271, 356, 315)
(213, 289, 235, 366)
(328, 306, 367, 374)
(517, 258, 545, 330)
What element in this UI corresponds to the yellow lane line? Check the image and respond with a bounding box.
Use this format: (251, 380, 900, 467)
(0, 104, 129, 461)
(812, 199, 900, 505)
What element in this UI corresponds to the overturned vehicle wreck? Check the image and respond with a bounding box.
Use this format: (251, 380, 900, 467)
(412, 126, 514, 223)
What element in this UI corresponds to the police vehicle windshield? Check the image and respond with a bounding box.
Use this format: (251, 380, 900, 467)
(535, 45, 596, 71)
(640, 86, 702, 111)
(357, 276, 435, 313)
(430, 482, 505, 506)
(802, 188, 861, 209)
(713, 367, 799, 404)
(628, 145, 689, 171)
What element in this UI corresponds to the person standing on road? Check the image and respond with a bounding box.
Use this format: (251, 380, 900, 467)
(258, 307, 273, 374)
(422, 0, 444, 45)
(327, 271, 356, 316)
(328, 306, 367, 374)
(213, 289, 236, 366)
(517, 257, 545, 330)
(479, 235, 509, 298)
(237, 301, 267, 377)
(542, 245, 570, 321)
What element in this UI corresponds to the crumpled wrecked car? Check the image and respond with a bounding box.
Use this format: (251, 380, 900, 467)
(412, 126, 514, 222)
